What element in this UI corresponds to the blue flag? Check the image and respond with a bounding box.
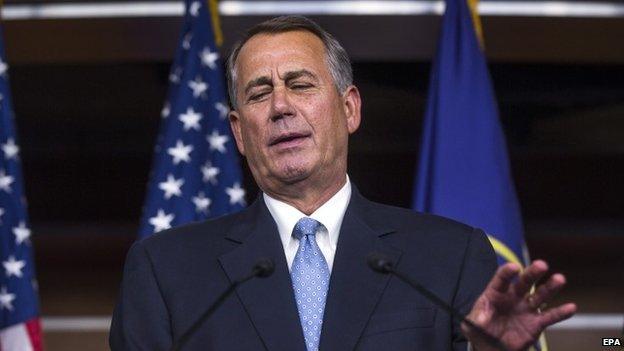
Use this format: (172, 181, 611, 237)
(413, 0, 527, 269)
(0, 26, 43, 349)
(139, 0, 246, 238)
(413, 0, 548, 348)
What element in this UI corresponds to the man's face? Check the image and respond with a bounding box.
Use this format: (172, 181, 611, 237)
(229, 30, 361, 194)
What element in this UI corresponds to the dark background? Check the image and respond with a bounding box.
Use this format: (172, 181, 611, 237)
(10, 62, 624, 222)
(1, 7, 622, 349)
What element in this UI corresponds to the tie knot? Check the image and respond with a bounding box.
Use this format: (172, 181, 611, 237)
(293, 217, 321, 240)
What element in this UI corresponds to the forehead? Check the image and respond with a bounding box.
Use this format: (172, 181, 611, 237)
(235, 30, 328, 82)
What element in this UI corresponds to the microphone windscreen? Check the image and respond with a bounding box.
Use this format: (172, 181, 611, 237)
(253, 258, 275, 278)
(367, 253, 392, 273)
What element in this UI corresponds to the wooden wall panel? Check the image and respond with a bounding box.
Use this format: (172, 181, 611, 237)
(3, 15, 624, 64)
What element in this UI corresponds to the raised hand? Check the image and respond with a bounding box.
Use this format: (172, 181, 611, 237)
(462, 260, 577, 351)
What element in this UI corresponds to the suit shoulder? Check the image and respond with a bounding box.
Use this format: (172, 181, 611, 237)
(362, 200, 496, 277)
(364, 200, 476, 234)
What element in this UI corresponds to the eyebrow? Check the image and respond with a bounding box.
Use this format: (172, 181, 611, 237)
(283, 69, 318, 83)
(243, 69, 319, 95)
(244, 76, 273, 96)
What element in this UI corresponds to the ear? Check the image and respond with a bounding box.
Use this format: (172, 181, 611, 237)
(342, 85, 362, 134)
(228, 110, 246, 156)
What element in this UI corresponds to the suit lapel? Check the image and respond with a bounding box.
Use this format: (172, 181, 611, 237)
(218, 198, 306, 351)
(319, 188, 402, 351)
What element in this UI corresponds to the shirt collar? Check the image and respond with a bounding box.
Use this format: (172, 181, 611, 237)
(263, 175, 352, 250)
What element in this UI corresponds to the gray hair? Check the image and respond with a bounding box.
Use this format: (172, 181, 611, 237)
(226, 15, 353, 109)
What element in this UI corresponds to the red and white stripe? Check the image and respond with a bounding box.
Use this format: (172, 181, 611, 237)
(0, 318, 42, 351)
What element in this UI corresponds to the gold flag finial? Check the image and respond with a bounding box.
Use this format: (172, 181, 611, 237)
(207, 0, 224, 46)
(467, 0, 484, 48)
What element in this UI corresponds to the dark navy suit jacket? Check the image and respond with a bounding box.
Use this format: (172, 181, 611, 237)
(110, 187, 497, 350)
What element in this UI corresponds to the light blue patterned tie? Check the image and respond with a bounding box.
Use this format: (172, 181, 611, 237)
(291, 217, 330, 351)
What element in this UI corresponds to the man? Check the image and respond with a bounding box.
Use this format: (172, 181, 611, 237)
(110, 16, 576, 350)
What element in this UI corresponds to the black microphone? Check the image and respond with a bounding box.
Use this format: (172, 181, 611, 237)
(171, 258, 275, 351)
(367, 253, 508, 351)
(252, 258, 275, 278)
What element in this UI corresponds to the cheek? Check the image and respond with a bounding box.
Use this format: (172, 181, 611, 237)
(304, 96, 335, 126)
(240, 105, 270, 138)
(315, 104, 347, 144)
(310, 122, 341, 160)
(239, 120, 260, 150)
(240, 119, 272, 159)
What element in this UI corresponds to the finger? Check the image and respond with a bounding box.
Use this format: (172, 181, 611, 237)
(513, 260, 549, 297)
(528, 273, 567, 309)
(539, 303, 577, 328)
(487, 263, 522, 293)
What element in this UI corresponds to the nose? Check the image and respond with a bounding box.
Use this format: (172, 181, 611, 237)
(269, 87, 296, 122)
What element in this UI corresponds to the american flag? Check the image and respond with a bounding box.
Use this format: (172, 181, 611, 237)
(138, 0, 246, 238)
(0, 26, 43, 350)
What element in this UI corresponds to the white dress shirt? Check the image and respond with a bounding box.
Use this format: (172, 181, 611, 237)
(263, 176, 352, 273)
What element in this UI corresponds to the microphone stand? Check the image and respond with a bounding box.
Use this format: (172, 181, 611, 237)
(171, 259, 274, 351)
(368, 254, 508, 351)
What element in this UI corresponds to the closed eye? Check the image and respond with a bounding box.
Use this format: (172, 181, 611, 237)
(292, 83, 313, 89)
(248, 89, 271, 102)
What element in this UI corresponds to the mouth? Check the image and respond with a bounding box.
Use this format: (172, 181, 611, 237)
(268, 132, 311, 147)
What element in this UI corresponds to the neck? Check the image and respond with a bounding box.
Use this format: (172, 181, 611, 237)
(263, 173, 347, 215)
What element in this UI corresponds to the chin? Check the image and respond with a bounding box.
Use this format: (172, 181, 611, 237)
(282, 167, 311, 184)
(274, 161, 313, 184)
